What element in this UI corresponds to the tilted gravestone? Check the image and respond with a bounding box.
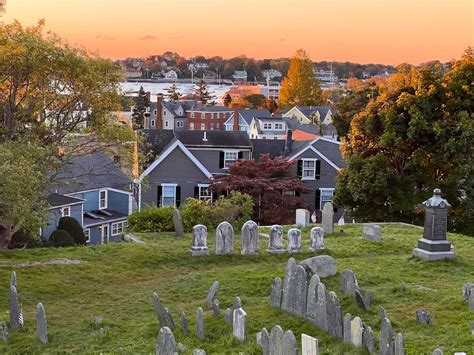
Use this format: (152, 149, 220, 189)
(350, 316, 363, 347)
(190, 224, 209, 256)
(362, 325, 375, 354)
(9, 285, 21, 328)
(269, 325, 284, 355)
(343, 313, 352, 344)
(309, 227, 325, 251)
(10, 271, 17, 288)
(268, 225, 285, 254)
(301, 333, 319, 355)
(355, 289, 369, 311)
(394, 333, 405, 355)
(232, 307, 247, 342)
(156, 326, 176, 355)
(257, 328, 270, 355)
(0, 321, 8, 343)
(363, 223, 382, 242)
(321, 202, 334, 234)
(295, 209, 310, 227)
(283, 330, 298, 355)
(413, 188, 455, 260)
(206, 281, 219, 309)
(172, 208, 184, 237)
(215, 221, 234, 255)
(305, 274, 321, 319)
(269, 277, 283, 308)
(36, 303, 48, 344)
(463, 283, 474, 310)
(287, 228, 302, 253)
(314, 282, 328, 331)
(241, 220, 259, 254)
(164, 308, 175, 330)
(179, 311, 189, 334)
(326, 291, 343, 339)
(341, 269, 359, 297)
(281, 258, 307, 317)
(196, 307, 205, 340)
(380, 317, 394, 355)
(152, 293, 174, 330)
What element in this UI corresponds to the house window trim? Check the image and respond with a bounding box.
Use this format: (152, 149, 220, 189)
(198, 183, 212, 201)
(223, 149, 239, 169)
(190, 123, 195, 130)
(151, 119, 156, 127)
(161, 183, 177, 207)
(301, 159, 317, 181)
(99, 189, 108, 210)
(111, 221, 128, 236)
(190, 112, 195, 118)
(61, 206, 70, 217)
(263, 122, 272, 130)
(319, 188, 335, 210)
(274, 123, 284, 130)
(83, 228, 90, 243)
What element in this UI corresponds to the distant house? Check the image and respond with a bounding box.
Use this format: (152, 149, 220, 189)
(248, 117, 287, 140)
(145, 96, 198, 130)
(160, 60, 168, 68)
(314, 68, 338, 83)
(42, 152, 134, 245)
(282, 106, 338, 140)
(186, 105, 233, 131)
(262, 69, 282, 80)
(232, 70, 248, 82)
(164, 70, 178, 80)
(224, 108, 272, 133)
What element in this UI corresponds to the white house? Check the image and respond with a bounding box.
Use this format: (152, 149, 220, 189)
(164, 70, 178, 80)
(248, 117, 287, 140)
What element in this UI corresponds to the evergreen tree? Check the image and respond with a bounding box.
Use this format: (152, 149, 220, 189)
(264, 98, 279, 113)
(223, 93, 232, 107)
(165, 83, 182, 101)
(131, 86, 150, 129)
(193, 80, 215, 104)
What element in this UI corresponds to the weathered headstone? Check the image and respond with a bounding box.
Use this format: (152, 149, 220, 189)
(233, 296, 242, 309)
(321, 202, 334, 234)
(462, 283, 474, 310)
(343, 313, 352, 344)
(241, 220, 259, 254)
(301, 333, 319, 355)
(212, 299, 220, 316)
(394, 333, 405, 355)
(416, 308, 432, 325)
(287, 228, 302, 253)
(350, 316, 363, 347)
(413, 189, 455, 260)
(233, 307, 247, 342)
(363, 325, 375, 354)
(295, 209, 310, 227)
(380, 306, 388, 323)
(270, 277, 283, 308)
(9, 285, 21, 328)
(283, 330, 298, 355)
(363, 223, 382, 242)
(206, 281, 219, 309)
(326, 291, 343, 339)
(224, 308, 232, 323)
(36, 303, 48, 344)
(0, 321, 8, 343)
(281, 258, 307, 316)
(10, 271, 17, 288)
(299, 255, 337, 278)
(269, 325, 284, 355)
(258, 328, 270, 355)
(432, 349, 444, 355)
(309, 227, 325, 251)
(190, 224, 209, 256)
(314, 282, 328, 331)
(380, 317, 394, 355)
(193, 350, 206, 355)
(164, 308, 175, 330)
(179, 311, 189, 334)
(341, 269, 359, 297)
(306, 274, 321, 318)
(172, 208, 184, 237)
(156, 326, 176, 355)
(268, 225, 285, 254)
(364, 290, 372, 308)
(355, 289, 368, 311)
(196, 307, 205, 340)
(216, 221, 234, 255)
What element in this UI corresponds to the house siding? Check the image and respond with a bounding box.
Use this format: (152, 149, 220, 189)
(189, 149, 252, 174)
(312, 140, 345, 168)
(108, 191, 130, 215)
(41, 203, 83, 239)
(71, 191, 100, 212)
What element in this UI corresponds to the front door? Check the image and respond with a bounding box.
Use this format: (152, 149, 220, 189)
(102, 225, 109, 244)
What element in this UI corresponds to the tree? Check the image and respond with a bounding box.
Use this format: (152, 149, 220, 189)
(165, 83, 182, 101)
(210, 155, 310, 224)
(279, 49, 323, 107)
(193, 80, 215, 104)
(264, 98, 279, 113)
(243, 94, 266, 108)
(131, 86, 150, 129)
(58, 216, 87, 245)
(223, 93, 232, 107)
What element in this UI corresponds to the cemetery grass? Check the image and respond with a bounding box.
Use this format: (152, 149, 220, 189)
(0, 224, 473, 354)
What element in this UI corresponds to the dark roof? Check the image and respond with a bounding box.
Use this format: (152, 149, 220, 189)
(49, 152, 132, 194)
(46, 193, 84, 208)
(83, 209, 128, 227)
(251, 139, 286, 159)
(142, 129, 176, 156)
(190, 106, 232, 112)
(175, 130, 252, 148)
(162, 100, 198, 117)
(285, 119, 320, 135)
(239, 109, 272, 124)
(297, 105, 333, 119)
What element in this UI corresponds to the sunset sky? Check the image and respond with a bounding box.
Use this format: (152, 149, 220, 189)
(2, 0, 473, 64)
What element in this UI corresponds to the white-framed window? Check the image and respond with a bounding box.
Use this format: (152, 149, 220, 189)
(99, 190, 108, 209)
(275, 123, 284, 130)
(163, 110, 167, 116)
(216, 123, 220, 129)
(198, 184, 212, 201)
(200, 123, 205, 130)
(190, 112, 195, 118)
(83, 228, 90, 243)
(190, 123, 195, 130)
(151, 120, 156, 127)
(282, 190, 295, 196)
(210, 123, 214, 130)
(320, 188, 334, 210)
(217, 112, 220, 119)
(240, 126, 246, 132)
(162, 184, 177, 206)
(153, 109, 157, 115)
(263, 123, 272, 130)
(111, 221, 128, 236)
(165, 121, 169, 128)
(61, 206, 70, 217)
(224, 150, 239, 168)
(302, 159, 317, 180)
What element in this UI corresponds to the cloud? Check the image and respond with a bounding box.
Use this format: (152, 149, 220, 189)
(140, 35, 157, 41)
(96, 35, 116, 41)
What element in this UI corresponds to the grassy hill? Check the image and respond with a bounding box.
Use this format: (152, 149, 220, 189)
(0, 224, 472, 354)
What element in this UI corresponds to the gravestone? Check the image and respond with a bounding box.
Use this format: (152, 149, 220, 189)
(301, 334, 319, 355)
(283, 330, 298, 355)
(1, 321, 8, 343)
(364, 290, 372, 308)
(355, 289, 368, 310)
(172, 208, 184, 237)
(233, 296, 242, 309)
(326, 291, 343, 339)
(394, 333, 405, 355)
(36, 303, 48, 344)
(212, 299, 220, 316)
(206, 281, 219, 309)
(224, 308, 232, 323)
(259, 328, 270, 355)
(295, 209, 310, 227)
(215, 221, 234, 255)
(190, 224, 209, 256)
(343, 313, 352, 344)
(196, 307, 205, 340)
(232, 307, 247, 342)
(432, 349, 443, 355)
(10, 271, 16, 288)
(269, 325, 284, 355)
(163, 308, 175, 330)
(179, 311, 189, 334)
(9, 285, 21, 328)
(341, 269, 359, 297)
(416, 309, 432, 325)
(380, 306, 388, 323)
(413, 189, 455, 260)
(193, 350, 206, 355)
(314, 282, 328, 331)
(281, 258, 307, 316)
(309, 227, 325, 251)
(268, 225, 285, 254)
(287, 228, 302, 253)
(363, 223, 382, 242)
(321, 202, 334, 234)
(463, 283, 474, 309)
(306, 274, 321, 318)
(299, 255, 337, 278)
(269, 277, 283, 308)
(363, 325, 375, 354)
(380, 317, 394, 355)
(241, 220, 259, 254)
(156, 326, 176, 355)
(350, 316, 363, 347)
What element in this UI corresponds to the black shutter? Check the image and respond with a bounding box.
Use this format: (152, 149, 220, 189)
(176, 186, 181, 207)
(212, 192, 218, 201)
(238, 151, 243, 159)
(316, 160, 321, 180)
(295, 190, 300, 197)
(315, 189, 321, 210)
(194, 186, 199, 199)
(297, 160, 303, 178)
(157, 186, 163, 207)
(219, 151, 224, 169)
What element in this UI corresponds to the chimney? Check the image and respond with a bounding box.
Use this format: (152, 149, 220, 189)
(156, 93, 163, 129)
(233, 104, 239, 132)
(285, 129, 293, 155)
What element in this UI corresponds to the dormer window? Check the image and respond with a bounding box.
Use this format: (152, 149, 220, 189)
(99, 190, 108, 209)
(263, 123, 272, 130)
(275, 123, 284, 130)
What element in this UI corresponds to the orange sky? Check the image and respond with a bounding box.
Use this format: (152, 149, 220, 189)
(2, 0, 473, 64)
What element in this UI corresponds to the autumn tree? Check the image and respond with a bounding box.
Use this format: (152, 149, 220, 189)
(279, 49, 323, 107)
(165, 83, 182, 101)
(131, 86, 150, 129)
(210, 155, 310, 224)
(264, 98, 279, 113)
(223, 93, 232, 107)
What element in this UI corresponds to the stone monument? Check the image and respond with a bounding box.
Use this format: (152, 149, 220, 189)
(268, 225, 285, 254)
(321, 202, 334, 234)
(172, 208, 184, 237)
(190, 224, 209, 256)
(295, 209, 310, 227)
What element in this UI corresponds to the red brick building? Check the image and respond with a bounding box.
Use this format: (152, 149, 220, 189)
(186, 106, 233, 131)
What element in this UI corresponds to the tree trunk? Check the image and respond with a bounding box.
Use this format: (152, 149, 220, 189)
(0, 223, 13, 250)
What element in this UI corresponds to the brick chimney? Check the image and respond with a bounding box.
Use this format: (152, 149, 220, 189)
(285, 129, 293, 155)
(233, 104, 239, 132)
(156, 93, 163, 129)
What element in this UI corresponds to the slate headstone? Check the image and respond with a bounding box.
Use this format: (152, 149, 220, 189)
(206, 281, 219, 309)
(416, 308, 432, 325)
(233, 296, 242, 309)
(340, 269, 359, 297)
(196, 307, 205, 340)
(269, 325, 284, 355)
(281, 258, 307, 316)
(299, 255, 337, 278)
(362, 325, 375, 354)
(156, 326, 176, 355)
(232, 307, 247, 342)
(259, 328, 270, 355)
(173, 208, 184, 237)
(241, 220, 259, 254)
(36, 303, 48, 344)
(0, 321, 8, 343)
(295, 209, 310, 227)
(179, 311, 189, 334)
(355, 289, 368, 311)
(224, 308, 232, 323)
(283, 330, 298, 355)
(321, 202, 334, 234)
(301, 333, 319, 355)
(309, 227, 325, 251)
(190, 224, 209, 256)
(326, 291, 343, 339)
(212, 298, 220, 316)
(164, 308, 175, 330)
(363, 223, 382, 242)
(306, 274, 321, 318)
(380, 306, 388, 324)
(380, 317, 394, 355)
(314, 282, 328, 331)
(394, 333, 405, 355)
(463, 283, 474, 310)
(10, 271, 17, 288)
(268, 225, 285, 254)
(343, 313, 352, 344)
(287, 228, 302, 253)
(216, 221, 234, 255)
(364, 290, 372, 308)
(350, 316, 363, 347)
(9, 285, 21, 328)
(270, 277, 283, 308)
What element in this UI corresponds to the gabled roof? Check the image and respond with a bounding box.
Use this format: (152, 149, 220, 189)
(285, 105, 334, 120)
(288, 136, 343, 171)
(175, 130, 252, 148)
(162, 100, 198, 117)
(46, 193, 85, 208)
(251, 139, 312, 160)
(142, 129, 176, 157)
(225, 108, 272, 126)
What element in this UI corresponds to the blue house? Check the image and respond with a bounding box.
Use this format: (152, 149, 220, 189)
(42, 152, 133, 245)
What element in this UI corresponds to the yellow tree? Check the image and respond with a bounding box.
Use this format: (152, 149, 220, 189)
(279, 49, 323, 107)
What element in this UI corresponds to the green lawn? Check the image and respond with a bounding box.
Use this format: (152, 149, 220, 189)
(0, 224, 472, 354)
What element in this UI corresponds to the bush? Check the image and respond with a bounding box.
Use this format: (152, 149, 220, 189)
(58, 217, 87, 245)
(49, 229, 75, 247)
(8, 231, 40, 249)
(180, 198, 212, 232)
(127, 206, 174, 233)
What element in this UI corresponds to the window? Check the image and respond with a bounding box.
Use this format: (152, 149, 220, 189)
(216, 113, 220, 119)
(198, 184, 212, 201)
(151, 120, 156, 127)
(190, 123, 195, 130)
(275, 123, 284, 130)
(83, 228, 90, 243)
(216, 123, 220, 130)
(224, 151, 238, 168)
(263, 123, 272, 130)
(163, 110, 167, 116)
(99, 190, 107, 209)
(282, 190, 295, 196)
(162, 184, 176, 206)
(210, 123, 214, 130)
(111, 221, 128, 236)
(190, 112, 195, 118)
(176, 121, 184, 128)
(165, 121, 169, 128)
(153, 109, 157, 115)
(200, 123, 205, 130)
(302, 159, 317, 180)
(320, 189, 334, 210)
(239, 126, 246, 132)
(61, 206, 70, 217)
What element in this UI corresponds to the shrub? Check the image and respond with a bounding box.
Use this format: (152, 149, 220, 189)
(8, 231, 40, 249)
(58, 216, 87, 245)
(127, 206, 174, 233)
(211, 192, 253, 230)
(49, 229, 75, 247)
(180, 198, 212, 232)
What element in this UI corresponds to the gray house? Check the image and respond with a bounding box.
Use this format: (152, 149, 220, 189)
(144, 96, 198, 130)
